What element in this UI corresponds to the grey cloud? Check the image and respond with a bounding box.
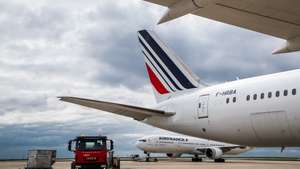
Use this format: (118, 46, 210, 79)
(80, 2, 159, 89)
(87, 32, 148, 88)
(0, 119, 167, 159)
(0, 2, 70, 42)
(0, 96, 48, 114)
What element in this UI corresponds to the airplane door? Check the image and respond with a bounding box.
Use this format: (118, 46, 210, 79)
(197, 95, 209, 119)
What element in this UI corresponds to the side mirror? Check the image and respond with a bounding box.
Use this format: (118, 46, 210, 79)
(68, 140, 75, 152)
(68, 140, 72, 151)
(110, 140, 114, 151)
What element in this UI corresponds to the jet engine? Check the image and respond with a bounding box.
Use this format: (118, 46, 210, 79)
(166, 153, 182, 158)
(205, 148, 223, 159)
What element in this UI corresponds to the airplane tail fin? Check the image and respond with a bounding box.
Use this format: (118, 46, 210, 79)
(137, 30, 201, 103)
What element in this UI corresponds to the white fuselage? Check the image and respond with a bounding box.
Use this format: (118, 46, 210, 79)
(136, 135, 252, 155)
(144, 69, 300, 147)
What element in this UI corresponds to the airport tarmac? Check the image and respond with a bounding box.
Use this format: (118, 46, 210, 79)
(0, 159, 300, 169)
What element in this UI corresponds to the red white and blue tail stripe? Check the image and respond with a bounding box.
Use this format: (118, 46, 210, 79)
(138, 30, 200, 102)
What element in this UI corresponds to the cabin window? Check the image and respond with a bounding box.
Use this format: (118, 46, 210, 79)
(246, 95, 250, 101)
(284, 90, 288, 96)
(292, 88, 297, 95)
(276, 91, 280, 97)
(253, 94, 257, 100)
(260, 93, 264, 99)
(233, 97, 236, 103)
(226, 98, 230, 104)
(268, 92, 272, 98)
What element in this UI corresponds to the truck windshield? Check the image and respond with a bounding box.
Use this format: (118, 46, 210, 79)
(77, 139, 105, 150)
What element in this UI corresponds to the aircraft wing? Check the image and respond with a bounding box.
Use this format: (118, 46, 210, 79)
(218, 146, 246, 153)
(145, 0, 300, 54)
(59, 97, 175, 121)
(195, 145, 246, 153)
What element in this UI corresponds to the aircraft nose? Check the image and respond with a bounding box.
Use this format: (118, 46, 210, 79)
(135, 141, 143, 149)
(135, 138, 148, 150)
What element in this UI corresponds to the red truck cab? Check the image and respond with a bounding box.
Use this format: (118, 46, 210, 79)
(68, 136, 114, 169)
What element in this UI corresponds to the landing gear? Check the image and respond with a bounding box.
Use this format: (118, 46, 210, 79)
(192, 155, 202, 162)
(144, 151, 150, 162)
(214, 158, 225, 163)
(144, 152, 157, 162)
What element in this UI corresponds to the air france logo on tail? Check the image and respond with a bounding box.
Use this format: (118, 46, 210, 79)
(138, 30, 199, 97)
(145, 64, 169, 94)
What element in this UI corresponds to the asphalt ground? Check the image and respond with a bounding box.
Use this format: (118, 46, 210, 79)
(0, 159, 300, 169)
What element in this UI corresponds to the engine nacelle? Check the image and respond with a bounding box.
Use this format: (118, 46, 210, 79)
(206, 148, 223, 159)
(166, 153, 182, 158)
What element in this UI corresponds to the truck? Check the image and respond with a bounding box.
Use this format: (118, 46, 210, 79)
(68, 136, 120, 169)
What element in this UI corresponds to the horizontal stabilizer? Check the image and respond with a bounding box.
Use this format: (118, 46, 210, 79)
(59, 97, 175, 121)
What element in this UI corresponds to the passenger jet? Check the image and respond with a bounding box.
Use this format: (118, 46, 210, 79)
(59, 30, 300, 148)
(136, 135, 252, 162)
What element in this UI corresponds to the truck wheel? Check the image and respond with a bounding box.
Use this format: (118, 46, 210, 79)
(71, 162, 76, 169)
(112, 157, 120, 169)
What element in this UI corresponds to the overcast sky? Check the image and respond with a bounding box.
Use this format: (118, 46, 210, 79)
(0, 0, 300, 159)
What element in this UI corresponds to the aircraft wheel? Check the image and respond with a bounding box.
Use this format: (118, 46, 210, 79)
(192, 158, 202, 162)
(214, 158, 225, 163)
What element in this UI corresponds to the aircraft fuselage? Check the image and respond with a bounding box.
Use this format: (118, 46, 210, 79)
(145, 69, 300, 146)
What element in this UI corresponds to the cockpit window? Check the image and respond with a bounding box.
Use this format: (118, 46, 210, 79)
(138, 139, 146, 142)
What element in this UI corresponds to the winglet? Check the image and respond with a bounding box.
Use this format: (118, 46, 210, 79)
(273, 37, 300, 54)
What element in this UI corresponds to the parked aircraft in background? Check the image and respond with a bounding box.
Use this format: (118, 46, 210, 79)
(59, 29, 300, 148)
(136, 135, 253, 162)
(144, 0, 300, 54)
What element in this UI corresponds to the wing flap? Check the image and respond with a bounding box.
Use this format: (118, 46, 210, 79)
(143, 0, 179, 7)
(59, 97, 175, 121)
(192, 1, 300, 39)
